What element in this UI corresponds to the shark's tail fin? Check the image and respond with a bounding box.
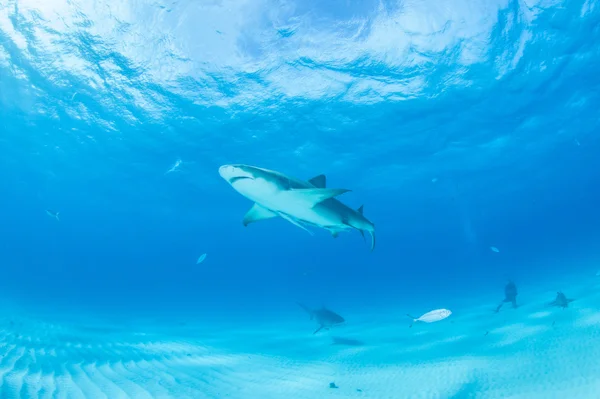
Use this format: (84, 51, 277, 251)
(367, 229, 375, 252)
(297, 303, 313, 320)
(55, 212, 60, 221)
(356, 228, 375, 252)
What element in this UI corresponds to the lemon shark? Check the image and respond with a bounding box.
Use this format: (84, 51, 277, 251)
(297, 303, 345, 334)
(218, 164, 375, 251)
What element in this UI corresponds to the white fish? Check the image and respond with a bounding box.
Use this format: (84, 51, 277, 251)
(165, 158, 183, 174)
(196, 253, 207, 264)
(45, 209, 60, 221)
(407, 309, 452, 326)
(490, 246, 500, 253)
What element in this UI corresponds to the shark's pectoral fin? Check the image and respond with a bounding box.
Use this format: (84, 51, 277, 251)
(329, 229, 340, 238)
(243, 204, 278, 226)
(313, 325, 324, 334)
(288, 188, 350, 207)
(297, 303, 314, 320)
(279, 213, 314, 236)
(308, 174, 327, 188)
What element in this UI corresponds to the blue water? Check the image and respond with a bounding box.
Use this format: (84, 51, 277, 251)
(2, 0, 600, 397)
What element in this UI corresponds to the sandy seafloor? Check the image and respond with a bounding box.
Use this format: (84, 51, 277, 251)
(1, 271, 600, 399)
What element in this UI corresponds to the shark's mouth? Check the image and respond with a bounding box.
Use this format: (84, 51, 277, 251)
(229, 176, 254, 184)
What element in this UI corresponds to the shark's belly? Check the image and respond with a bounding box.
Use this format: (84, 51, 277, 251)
(237, 185, 348, 229)
(288, 206, 341, 227)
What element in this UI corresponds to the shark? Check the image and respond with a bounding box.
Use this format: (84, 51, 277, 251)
(297, 303, 345, 334)
(548, 291, 574, 309)
(218, 164, 376, 250)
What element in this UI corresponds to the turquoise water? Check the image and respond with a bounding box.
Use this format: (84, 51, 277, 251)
(2, 0, 600, 397)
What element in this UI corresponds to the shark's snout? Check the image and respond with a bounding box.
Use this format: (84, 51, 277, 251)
(218, 165, 236, 180)
(219, 165, 254, 185)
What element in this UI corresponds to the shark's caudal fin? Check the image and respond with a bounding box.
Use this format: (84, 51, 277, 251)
(308, 174, 326, 188)
(55, 212, 60, 221)
(243, 204, 277, 226)
(355, 205, 375, 251)
(355, 226, 376, 252)
(297, 303, 314, 320)
(348, 227, 375, 251)
(288, 188, 350, 207)
(368, 230, 376, 251)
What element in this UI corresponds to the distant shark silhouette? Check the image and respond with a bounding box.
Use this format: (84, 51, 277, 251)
(218, 164, 376, 251)
(495, 280, 518, 313)
(297, 303, 345, 334)
(548, 291, 574, 309)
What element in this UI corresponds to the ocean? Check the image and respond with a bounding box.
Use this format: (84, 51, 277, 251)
(1, 0, 600, 397)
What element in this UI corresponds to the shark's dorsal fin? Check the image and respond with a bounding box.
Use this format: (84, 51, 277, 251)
(243, 204, 278, 226)
(297, 303, 313, 320)
(308, 174, 326, 188)
(357, 205, 364, 215)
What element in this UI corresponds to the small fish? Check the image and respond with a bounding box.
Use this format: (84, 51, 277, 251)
(490, 246, 500, 253)
(196, 253, 207, 264)
(407, 309, 452, 326)
(431, 177, 438, 183)
(165, 158, 183, 174)
(484, 331, 489, 336)
(45, 209, 60, 221)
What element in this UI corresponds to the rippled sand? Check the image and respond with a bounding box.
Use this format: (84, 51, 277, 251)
(1, 278, 600, 398)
